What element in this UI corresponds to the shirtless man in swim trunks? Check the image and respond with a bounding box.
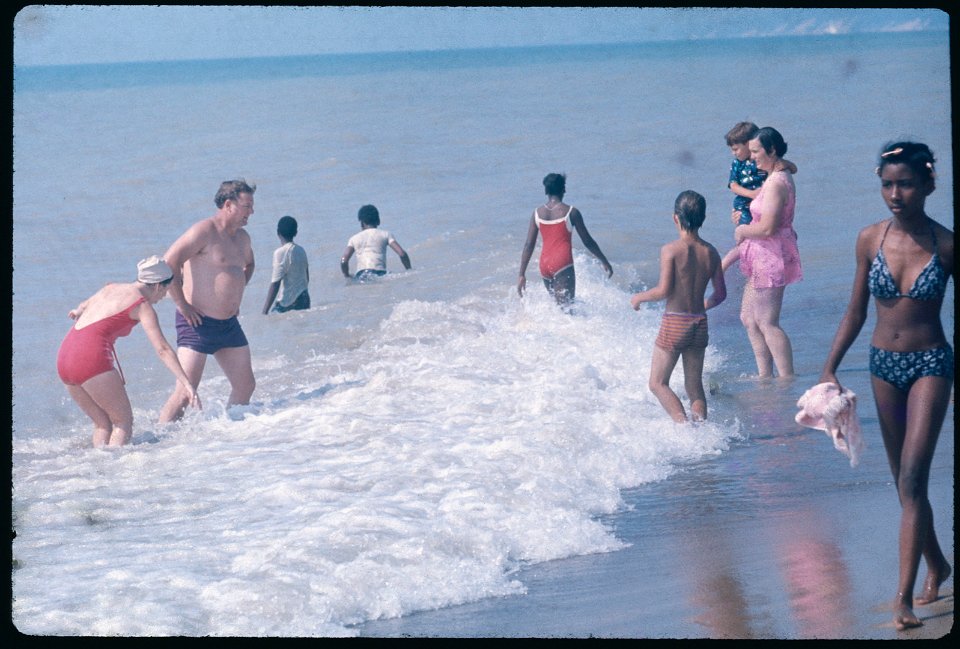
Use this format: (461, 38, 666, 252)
(159, 180, 256, 423)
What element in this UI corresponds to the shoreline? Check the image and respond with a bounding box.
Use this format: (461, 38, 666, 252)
(358, 379, 954, 639)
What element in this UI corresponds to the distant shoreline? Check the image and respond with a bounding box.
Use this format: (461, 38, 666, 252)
(14, 29, 948, 93)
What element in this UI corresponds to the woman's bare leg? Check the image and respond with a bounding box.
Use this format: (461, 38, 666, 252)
(872, 374, 952, 629)
(66, 383, 112, 446)
(750, 285, 794, 377)
(75, 370, 133, 446)
(740, 283, 774, 377)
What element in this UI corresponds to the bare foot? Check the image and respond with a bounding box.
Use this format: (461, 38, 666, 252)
(915, 562, 952, 606)
(894, 603, 923, 631)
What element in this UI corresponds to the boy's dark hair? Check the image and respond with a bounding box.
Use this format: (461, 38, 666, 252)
(542, 173, 566, 198)
(675, 190, 706, 231)
(277, 215, 298, 240)
(876, 141, 936, 183)
(358, 204, 380, 227)
(756, 127, 788, 157)
(725, 122, 759, 146)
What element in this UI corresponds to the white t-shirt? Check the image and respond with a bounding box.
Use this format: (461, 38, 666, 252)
(347, 228, 395, 272)
(270, 242, 309, 306)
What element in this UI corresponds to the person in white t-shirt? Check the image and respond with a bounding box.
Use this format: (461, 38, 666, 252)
(262, 215, 310, 314)
(340, 205, 411, 281)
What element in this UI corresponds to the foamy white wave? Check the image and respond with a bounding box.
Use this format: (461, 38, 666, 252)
(12, 262, 740, 636)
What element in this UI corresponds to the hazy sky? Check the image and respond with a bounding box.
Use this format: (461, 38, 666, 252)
(13, 6, 949, 67)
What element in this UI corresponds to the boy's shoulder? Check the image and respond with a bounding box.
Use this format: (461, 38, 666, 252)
(662, 238, 695, 258)
(668, 235, 719, 256)
(701, 238, 721, 257)
(700, 239, 722, 270)
(690, 233, 719, 253)
(662, 238, 685, 254)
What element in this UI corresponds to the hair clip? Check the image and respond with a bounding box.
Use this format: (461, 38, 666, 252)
(926, 161, 937, 178)
(880, 147, 904, 158)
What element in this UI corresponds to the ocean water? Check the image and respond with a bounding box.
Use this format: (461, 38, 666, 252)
(11, 32, 953, 636)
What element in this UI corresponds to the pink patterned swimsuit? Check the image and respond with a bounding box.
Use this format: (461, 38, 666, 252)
(738, 171, 802, 289)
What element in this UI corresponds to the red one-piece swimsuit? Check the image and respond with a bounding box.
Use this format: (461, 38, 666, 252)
(57, 297, 145, 385)
(535, 206, 575, 279)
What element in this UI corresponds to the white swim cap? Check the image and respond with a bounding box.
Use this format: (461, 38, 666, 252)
(137, 255, 173, 284)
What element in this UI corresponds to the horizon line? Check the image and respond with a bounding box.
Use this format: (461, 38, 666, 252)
(14, 26, 948, 71)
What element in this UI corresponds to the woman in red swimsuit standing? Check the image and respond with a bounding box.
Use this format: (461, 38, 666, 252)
(517, 173, 613, 305)
(57, 256, 200, 446)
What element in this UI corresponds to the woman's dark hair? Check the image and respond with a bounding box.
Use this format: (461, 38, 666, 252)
(542, 173, 566, 198)
(876, 141, 936, 182)
(358, 204, 380, 227)
(755, 127, 788, 157)
(674, 190, 706, 231)
(159, 276, 174, 287)
(277, 215, 298, 240)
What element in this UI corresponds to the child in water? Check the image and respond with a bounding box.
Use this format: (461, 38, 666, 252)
(340, 205, 411, 281)
(631, 190, 726, 422)
(262, 215, 310, 314)
(517, 172, 613, 306)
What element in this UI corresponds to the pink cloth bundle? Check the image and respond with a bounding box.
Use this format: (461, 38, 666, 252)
(795, 382, 865, 468)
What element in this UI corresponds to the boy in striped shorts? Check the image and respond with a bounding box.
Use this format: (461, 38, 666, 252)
(630, 190, 727, 422)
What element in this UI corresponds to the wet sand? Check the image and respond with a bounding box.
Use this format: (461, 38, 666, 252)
(358, 377, 954, 639)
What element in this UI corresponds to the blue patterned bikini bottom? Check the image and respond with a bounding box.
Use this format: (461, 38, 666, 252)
(869, 345, 954, 392)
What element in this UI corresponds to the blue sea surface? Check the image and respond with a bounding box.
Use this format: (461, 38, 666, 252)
(14, 30, 942, 92)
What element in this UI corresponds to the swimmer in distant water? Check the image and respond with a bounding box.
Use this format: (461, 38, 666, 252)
(340, 204, 411, 281)
(57, 256, 200, 446)
(818, 142, 953, 631)
(630, 190, 726, 422)
(263, 215, 310, 314)
(517, 173, 613, 305)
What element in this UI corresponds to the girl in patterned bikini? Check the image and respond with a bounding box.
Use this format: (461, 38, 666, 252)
(818, 141, 953, 631)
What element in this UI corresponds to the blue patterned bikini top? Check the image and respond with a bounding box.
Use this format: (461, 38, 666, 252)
(868, 220, 947, 301)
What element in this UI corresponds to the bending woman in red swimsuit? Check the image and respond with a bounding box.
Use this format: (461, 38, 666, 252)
(517, 173, 613, 305)
(57, 256, 201, 446)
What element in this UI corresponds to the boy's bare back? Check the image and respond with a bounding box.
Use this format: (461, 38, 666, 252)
(661, 236, 721, 314)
